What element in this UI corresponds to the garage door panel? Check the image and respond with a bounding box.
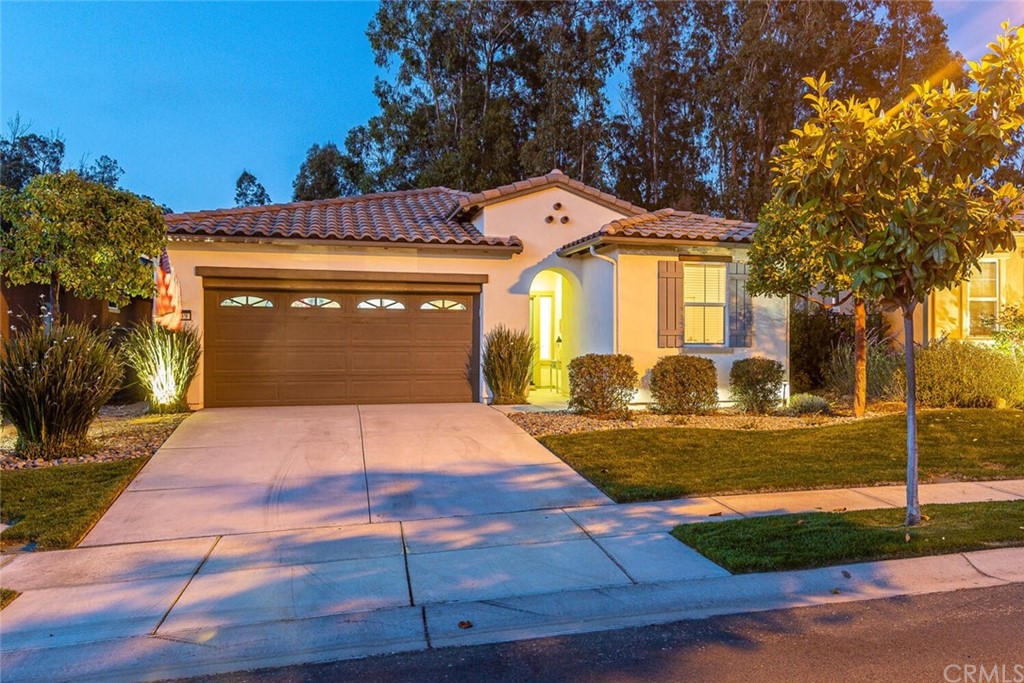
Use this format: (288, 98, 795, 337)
(347, 349, 412, 372)
(209, 381, 280, 405)
(411, 379, 473, 402)
(205, 286, 476, 407)
(283, 350, 349, 372)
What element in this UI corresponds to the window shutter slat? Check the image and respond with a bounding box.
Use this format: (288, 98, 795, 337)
(658, 261, 684, 348)
(728, 262, 753, 347)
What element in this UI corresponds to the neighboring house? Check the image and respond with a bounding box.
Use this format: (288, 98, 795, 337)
(0, 282, 151, 340)
(891, 221, 1024, 345)
(165, 170, 788, 408)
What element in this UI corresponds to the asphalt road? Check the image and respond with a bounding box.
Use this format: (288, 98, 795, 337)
(187, 583, 1024, 683)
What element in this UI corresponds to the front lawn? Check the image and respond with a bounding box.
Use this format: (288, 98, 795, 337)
(673, 501, 1024, 573)
(0, 457, 149, 550)
(540, 409, 1024, 502)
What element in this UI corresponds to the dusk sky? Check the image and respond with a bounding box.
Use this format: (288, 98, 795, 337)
(2, 1, 1022, 213)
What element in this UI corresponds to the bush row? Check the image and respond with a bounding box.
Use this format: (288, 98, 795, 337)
(563, 353, 786, 416)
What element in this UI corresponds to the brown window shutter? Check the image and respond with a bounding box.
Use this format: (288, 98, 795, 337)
(658, 260, 684, 348)
(728, 262, 753, 347)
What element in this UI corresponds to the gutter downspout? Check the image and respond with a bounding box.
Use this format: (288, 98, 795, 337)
(589, 245, 618, 353)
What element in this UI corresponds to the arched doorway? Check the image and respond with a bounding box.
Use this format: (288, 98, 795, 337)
(529, 269, 575, 395)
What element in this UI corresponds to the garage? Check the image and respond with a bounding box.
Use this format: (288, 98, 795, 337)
(200, 269, 484, 407)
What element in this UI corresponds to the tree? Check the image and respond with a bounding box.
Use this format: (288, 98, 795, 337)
(771, 24, 1024, 526)
(748, 200, 870, 417)
(611, 1, 959, 218)
(338, 0, 629, 193)
(0, 171, 167, 326)
(79, 154, 124, 189)
(292, 142, 356, 201)
(0, 116, 65, 192)
(235, 170, 271, 207)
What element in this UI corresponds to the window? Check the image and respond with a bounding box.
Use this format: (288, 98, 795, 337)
(291, 296, 340, 309)
(421, 299, 467, 311)
(356, 297, 405, 310)
(107, 302, 121, 313)
(220, 295, 273, 308)
(683, 264, 727, 345)
(967, 260, 999, 337)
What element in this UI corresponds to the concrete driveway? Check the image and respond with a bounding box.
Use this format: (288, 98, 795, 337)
(82, 403, 608, 545)
(1, 403, 735, 682)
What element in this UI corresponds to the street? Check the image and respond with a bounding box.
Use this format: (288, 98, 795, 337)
(185, 583, 1024, 683)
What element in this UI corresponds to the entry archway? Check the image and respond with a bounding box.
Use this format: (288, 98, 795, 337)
(528, 269, 575, 394)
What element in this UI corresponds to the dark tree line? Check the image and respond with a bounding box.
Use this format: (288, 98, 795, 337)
(292, 0, 972, 220)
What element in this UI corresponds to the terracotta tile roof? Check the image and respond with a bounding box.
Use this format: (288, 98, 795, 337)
(452, 169, 646, 218)
(165, 188, 523, 250)
(558, 208, 756, 254)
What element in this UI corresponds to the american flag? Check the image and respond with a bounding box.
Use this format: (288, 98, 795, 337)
(153, 246, 183, 331)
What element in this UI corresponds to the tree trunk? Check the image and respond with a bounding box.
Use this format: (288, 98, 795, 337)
(47, 272, 61, 333)
(903, 306, 921, 527)
(853, 298, 867, 418)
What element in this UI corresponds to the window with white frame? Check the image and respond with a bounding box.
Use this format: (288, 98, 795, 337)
(967, 260, 999, 337)
(683, 263, 727, 345)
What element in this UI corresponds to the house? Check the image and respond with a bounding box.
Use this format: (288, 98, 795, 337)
(892, 221, 1024, 345)
(164, 170, 789, 408)
(0, 282, 151, 340)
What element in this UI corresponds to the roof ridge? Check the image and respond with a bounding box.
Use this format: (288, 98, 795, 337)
(453, 171, 646, 217)
(165, 186, 467, 222)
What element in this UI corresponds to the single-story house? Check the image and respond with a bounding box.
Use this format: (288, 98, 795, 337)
(892, 222, 1023, 345)
(165, 170, 789, 408)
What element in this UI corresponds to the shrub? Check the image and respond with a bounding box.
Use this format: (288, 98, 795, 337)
(894, 340, 1024, 408)
(122, 323, 202, 413)
(648, 355, 718, 414)
(789, 301, 891, 392)
(730, 357, 785, 413)
(784, 393, 831, 416)
(482, 325, 534, 405)
(988, 303, 1024, 361)
(822, 338, 903, 401)
(0, 322, 122, 459)
(568, 354, 637, 414)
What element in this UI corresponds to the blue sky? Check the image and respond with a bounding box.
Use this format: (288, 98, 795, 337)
(2, 1, 1022, 212)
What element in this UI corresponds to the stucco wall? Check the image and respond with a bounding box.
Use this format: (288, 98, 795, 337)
(169, 186, 628, 407)
(612, 246, 789, 404)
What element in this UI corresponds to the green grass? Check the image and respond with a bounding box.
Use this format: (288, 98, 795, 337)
(0, 457, 149, 550)
(0, 588, 19, 609)
(672, 501, 1024, 573)
(540, 409, 1024, 502)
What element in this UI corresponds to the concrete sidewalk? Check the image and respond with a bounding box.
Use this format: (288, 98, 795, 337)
(2, 477, 1023, 682)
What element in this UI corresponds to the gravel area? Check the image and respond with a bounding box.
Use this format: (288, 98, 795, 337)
(507, 410, 865, 437)
(0, 408, 188, 470)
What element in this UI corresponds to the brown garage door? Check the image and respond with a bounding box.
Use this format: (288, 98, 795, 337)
(203, 288, 477, 407)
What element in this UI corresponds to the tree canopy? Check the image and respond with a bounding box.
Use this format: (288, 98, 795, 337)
(0, 172, 168, 318)
(292, 142, 356, 201)
(235, 170, 271, 207)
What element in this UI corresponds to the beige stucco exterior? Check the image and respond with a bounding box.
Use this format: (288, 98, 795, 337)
(890, 233, 1024, 344)
(170, 185, 789, 408)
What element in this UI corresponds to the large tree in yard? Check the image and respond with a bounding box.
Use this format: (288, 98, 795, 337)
(747, 199, 871, 417)
(0, 171, 167, 327)
(772, 24, 1024, 525)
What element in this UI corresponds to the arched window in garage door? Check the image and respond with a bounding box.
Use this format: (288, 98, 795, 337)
(421, 299, 467, 311)
(290, 296, 341, 309)
(356, 298, 405, 310)
(220, 295, 273, 308)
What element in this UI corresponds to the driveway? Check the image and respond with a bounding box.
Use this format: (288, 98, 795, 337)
(82, 403, 608, 545)
(0, 404, 733, 682)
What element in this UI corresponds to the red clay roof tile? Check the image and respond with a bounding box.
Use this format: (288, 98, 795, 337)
(558, 208, 756, 253)
(165, 188, 523, 250)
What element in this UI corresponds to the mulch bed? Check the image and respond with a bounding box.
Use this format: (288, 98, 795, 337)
(507, 409, 866, 438)
(0, 403, 188, 470)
